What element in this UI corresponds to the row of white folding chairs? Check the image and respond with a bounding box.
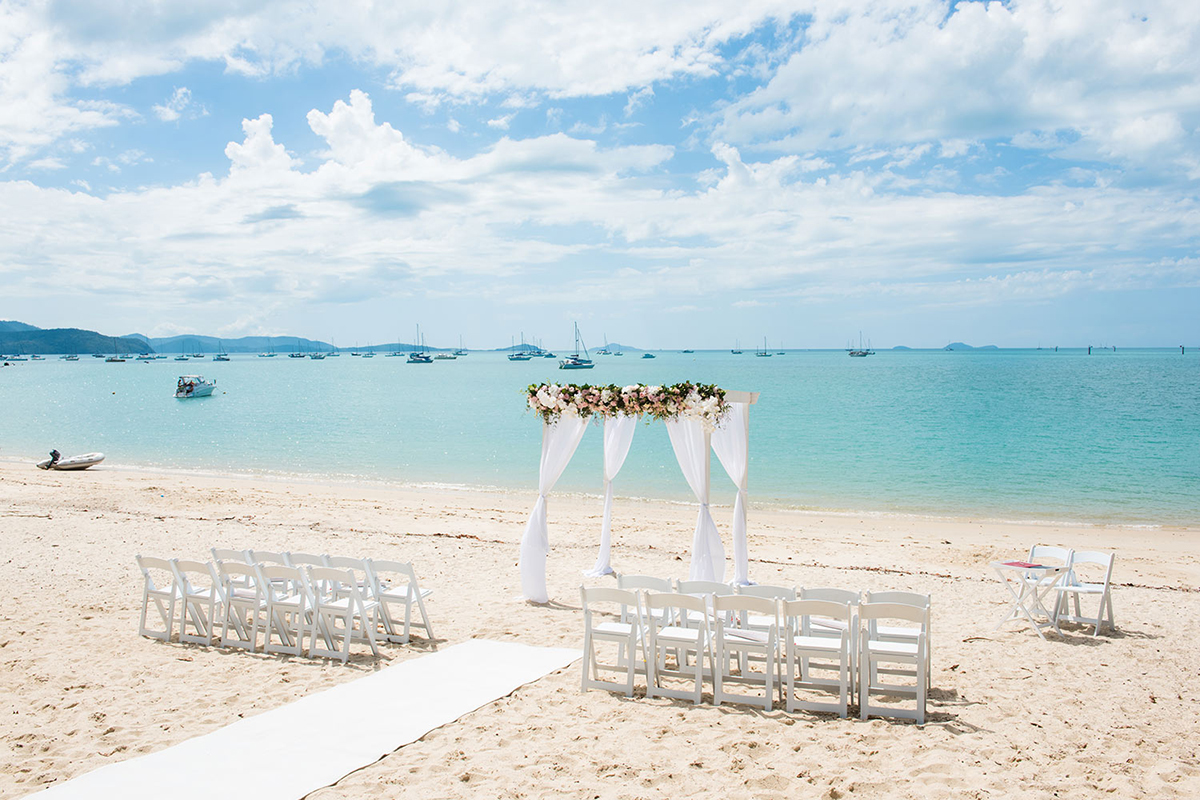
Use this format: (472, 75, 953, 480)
(215, 549, 435, 646)
(615, 576, 931, 694)
(136, 553, 433, 663)
(1026, 546, 1116, 636)
(584, 579, 930, 722)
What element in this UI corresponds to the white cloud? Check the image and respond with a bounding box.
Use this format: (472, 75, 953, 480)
(624, 87, 654, 117)
(716, 0, 1200, 173)
(486, 114, 515, 130)
(27, 157, 66, 170)
(4, 88, 1195, 338)
(152, 86, 194, 122)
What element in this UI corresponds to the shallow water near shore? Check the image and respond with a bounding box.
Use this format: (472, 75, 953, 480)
(1, 348, 1197, 526)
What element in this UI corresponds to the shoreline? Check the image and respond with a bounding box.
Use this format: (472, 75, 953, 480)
(3, 455, 1194, 533)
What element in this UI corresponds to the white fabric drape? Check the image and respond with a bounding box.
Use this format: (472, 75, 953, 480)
(711, 401, 751, 584)
(665, 417, 724, 582)
(519, 415, 589, 602)
(585, 414, 639, 577)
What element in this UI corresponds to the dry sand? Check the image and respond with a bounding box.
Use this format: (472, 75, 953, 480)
(1, 460, 1198, 799)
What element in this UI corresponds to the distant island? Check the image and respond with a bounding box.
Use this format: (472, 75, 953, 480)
(942, 342, 999, 351)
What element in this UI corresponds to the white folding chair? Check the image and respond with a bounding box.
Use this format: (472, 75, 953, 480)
(136, 555, 179, 642)
(217, 561, 263, 651)
(783, 599, 853, 718)
(675, 580, 737, 673)
(799, 587, 860, 692)
(365, 559, 436, 647)
(735, 584, 796, 700)
(305, 567, 380, 663)
(1054, 551, 1115, 636)
(1025, 545, 1073, 591)
(859, 602, 929, 724)
(864, 590, 932, 689)
(171, 560, 223, 646)
(644, 592, 711, 705)
(580, 587, 642, 697)
(257, 564, 307, 657)
(712, 595, 778, 711)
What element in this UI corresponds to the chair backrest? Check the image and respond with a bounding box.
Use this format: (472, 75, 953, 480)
(616, 574, 672, 593)
(859, 601, 928, 628)
(799, 587, 860, 605)
(1067, 550, 1114, 585)
(211, 548, 248, 563)
(172, 560, 219, 597)
(256, 564, 303, 601)
(676, 580, 735, 596)
(713, 593, 778, 620)
(646, 591, 708, 616)
(248, 550, 288, 567)
(1028, 545, 1072, 568)
(217, 560, 259, 587)
(784, 598, 852, 625)
(366, 559, 419, 588)
(137, 555, 175, 591)
(581, 586, 640, 618)
(325, 555, 367, 572)
(285, 552, 329, 569)
(736, 584, 796, 601)
(864, 590, 929, 608)
(307, 567, 364, 605)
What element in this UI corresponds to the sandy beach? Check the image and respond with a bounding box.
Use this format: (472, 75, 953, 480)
(1, 459, 1198, 799)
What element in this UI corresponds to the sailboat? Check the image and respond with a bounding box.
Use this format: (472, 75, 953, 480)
(258, 339, 277, 357)
(454, 335, 469, 357)
(174, 339, 190, 361)
(595, 334, 611, 356)
(288, 338, 306, 358)
(407, 325, 433, 363)
(731, 339, 743, 355)
(848, 332, 875, 357)
(213, 341, 230, 361)
(755, 337, 773, 357)
(508, 333, 533, 361)
(559, 323, 595, 370)
(387, 334, 404, 357)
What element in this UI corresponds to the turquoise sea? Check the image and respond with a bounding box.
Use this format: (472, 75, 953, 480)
(1, 349, 1197, 526)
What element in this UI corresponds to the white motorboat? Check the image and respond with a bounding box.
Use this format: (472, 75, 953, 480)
(37, 450, 105, 470)
(175, 375, 216, 398)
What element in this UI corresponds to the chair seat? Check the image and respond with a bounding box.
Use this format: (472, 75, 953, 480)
(272, 593, 305, 607)
(229, 587, 260, 600)
(379, 585, 434, 601)
(657, 625, 705, 644)
(745, 614, 776, 628)
(1056, 583, 1104, 594)
(323, 597, 379, 613)
(865, 640, 919, 658)
(724, 628, 771, 644)
(791, 635, 846, 652)
(594, 621, 636, 636)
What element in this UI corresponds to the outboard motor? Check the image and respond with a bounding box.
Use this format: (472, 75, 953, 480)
(48, 449, 61, 467)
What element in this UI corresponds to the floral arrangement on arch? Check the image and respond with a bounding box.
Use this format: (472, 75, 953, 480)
(527, 382, 729, 428)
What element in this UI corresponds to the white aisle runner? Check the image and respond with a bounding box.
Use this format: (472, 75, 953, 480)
(34, 640, 580, 799)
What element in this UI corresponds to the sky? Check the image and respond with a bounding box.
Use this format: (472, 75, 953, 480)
(1, 0, 1198, 349)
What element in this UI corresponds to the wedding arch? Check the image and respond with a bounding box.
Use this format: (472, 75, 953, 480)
(519, 382, 759, 603)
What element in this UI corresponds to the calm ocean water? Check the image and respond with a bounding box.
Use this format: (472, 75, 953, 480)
(1, 349, 1197, 526)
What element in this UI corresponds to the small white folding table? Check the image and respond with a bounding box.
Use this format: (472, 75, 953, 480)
(992, 561, 1065, 639)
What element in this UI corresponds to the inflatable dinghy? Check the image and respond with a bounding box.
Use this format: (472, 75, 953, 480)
(36, 451, 105, 470)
